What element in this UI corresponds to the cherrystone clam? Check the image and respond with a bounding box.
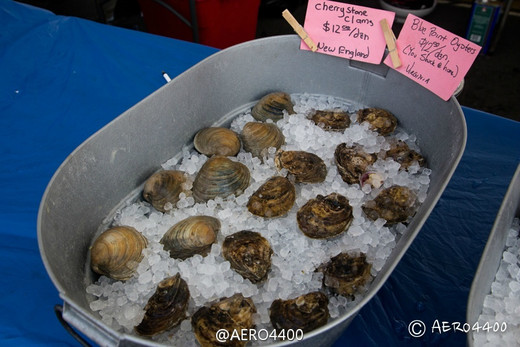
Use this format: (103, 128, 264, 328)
(90, 226, 148, 281)
(193, 127, 241, 157)
(142, 170, 187, 212)
(251, 91, 295, 122)
(192, 156, 250, 202)
(240, 122, 285, 159)
(160, 215, 220, 260)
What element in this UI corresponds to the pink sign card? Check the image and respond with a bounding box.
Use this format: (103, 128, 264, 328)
(302, 0, 395, 64)
(384, 14, 481, 100)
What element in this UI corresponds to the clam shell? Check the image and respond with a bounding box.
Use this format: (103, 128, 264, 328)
(241, 122, 285, 158)
(191, 293, 256, 347)
(357, 107, 397, 135)
(318, 252, 372, 297)
(192, 156, 250, 202)
(334, 143, 377, 185)
(90, 226, 148, 281)
(297, 193, 353, 239)
(275, 150, 327, 183)
(247, 176, 295, 218)
(251, 92, 295, 122)
(385, 140, 426, 171)
(310, 109, 351, 131)
(193, 127, 241, 157)
(134, 274, 190, 336)
(160, 216, 220, 260)
(269, 291, 329, 333)
(142, 170, 187, 212)
(362, 185, 417, 225)
(222, 230, 273, 283)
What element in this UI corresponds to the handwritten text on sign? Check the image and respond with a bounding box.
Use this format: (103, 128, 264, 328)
(384, 15, 481, 100)
(302, 0, 395, 64)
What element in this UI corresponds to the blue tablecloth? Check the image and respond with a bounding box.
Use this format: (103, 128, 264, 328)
(1, 1, 519, 346)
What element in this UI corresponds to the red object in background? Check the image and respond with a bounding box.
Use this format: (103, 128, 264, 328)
(138, 0, 261, 49)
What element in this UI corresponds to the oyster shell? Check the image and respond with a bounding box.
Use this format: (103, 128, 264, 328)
(385, 140, 426, 170)
(251, 92, 295, 122)
(334, 143, 377, 185)
(194, 127, 241, 157)
(310, 109, 351, 131)
(134, 274, 190, 336)
(90, 226, 148, 281)
(274, 150, 327, 183)
(191, 293, 256, 347)
(362, 185, 417, 225)
(192, 156, 250, 202)
(269, 291, 329, 333)
(247, 176, 296, 218)
(297, 193, 353, 239)
(241, 122, 285, 158)
(317, 252, 372, 297)
(356, 107, 397, 135)
(160, 216, 220, 260)
(142, 170, 187, 212)
(222, 230, 273, 283)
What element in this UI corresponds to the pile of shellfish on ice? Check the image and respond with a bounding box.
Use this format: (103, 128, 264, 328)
(86, 92, 432, 346)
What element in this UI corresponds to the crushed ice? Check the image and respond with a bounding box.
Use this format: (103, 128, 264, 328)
(474, 217, 520, 346)
(86, 93, 432, 344)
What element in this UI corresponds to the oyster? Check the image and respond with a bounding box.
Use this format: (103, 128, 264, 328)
(357, 107, 397, 135)
(310, 109, 351, 131)
(191, 293, 256, 347)
(194, 127, 241, 157)
(334, 143, 377, 185)
(160, 216, 220, 260)
(317, 252, 372, 297)
(90, 226, 148, 281)
(362, 185, 417, 225)
(274, 150, 327, 183)
(251, 92, 295, 122)
(247, 176, 296, 218)
(222, 230, 273, 283)
(134, 274, 190, 336)
(385, 140, 426, 170)
(192, 156, 250, 202)
(240, 122, 285, 158)
(297, 193, 353, 239)
(269, 291, 329, 333)
(142, 170, 187, 212)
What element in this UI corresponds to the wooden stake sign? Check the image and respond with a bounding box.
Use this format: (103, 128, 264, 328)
(282, 9, 318, 52)
(380, 18, 401, 68)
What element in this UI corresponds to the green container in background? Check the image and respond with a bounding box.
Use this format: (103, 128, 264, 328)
(466, 0, 502, 54)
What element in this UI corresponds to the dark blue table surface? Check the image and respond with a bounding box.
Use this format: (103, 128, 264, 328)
(1, 1, 519, 346)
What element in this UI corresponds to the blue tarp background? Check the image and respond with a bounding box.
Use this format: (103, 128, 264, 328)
(1, 0, 519, 345)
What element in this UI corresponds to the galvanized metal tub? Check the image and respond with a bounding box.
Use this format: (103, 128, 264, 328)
(466, 164, 520, 346)
(37, 35, 467, 346)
